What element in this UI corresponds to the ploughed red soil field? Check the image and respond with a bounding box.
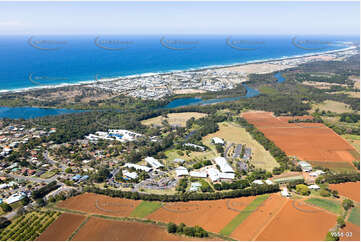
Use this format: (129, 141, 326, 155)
(231, 194, 288, 241)
(56, 193, 141, 217)
(329, 182, 360, 202)
(37, 213, 86, 241)
(340, 222, 360, 241)
(242, 112, 358, 164)
(255, 200, 337, 241)
(71, 217, 218, 241)
(147, 196, 255, 234)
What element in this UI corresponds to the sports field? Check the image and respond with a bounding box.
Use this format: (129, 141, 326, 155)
(242, 112, 358, 166)
(202, 122, 279, 171)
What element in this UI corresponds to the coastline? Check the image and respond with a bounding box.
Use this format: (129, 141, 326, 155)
(0, 45, 357, 95)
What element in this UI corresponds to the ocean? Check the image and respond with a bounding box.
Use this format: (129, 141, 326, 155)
(0, 35, 358, 91)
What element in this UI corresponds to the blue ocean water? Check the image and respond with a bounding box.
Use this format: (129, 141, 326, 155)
(0, 35, 357, 91)
(0, 106, 82, 119)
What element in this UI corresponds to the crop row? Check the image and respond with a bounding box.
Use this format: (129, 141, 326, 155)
(0, 211, 60, 241)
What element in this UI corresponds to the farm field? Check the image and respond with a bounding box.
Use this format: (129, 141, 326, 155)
(254, 200, 337, 241)
(141, 112, 207, 127)
(71, 216, 209, 241)
(56, 193, 141, 217)
(305, 197, 342, 215)
(348, 206, 360, 226)
(220, 194, 269, 236)
(230, 194, 288, 241)
(342, 134, 360, 153)
(0, 211, 60, 241)
(202, 122, 279, 171)
(242, 111, 358, 165)
(148, 196, 256, 234)
(329, 182, 360, 202)
(36, 213, 86, 241)
(130, 201, 162, 218)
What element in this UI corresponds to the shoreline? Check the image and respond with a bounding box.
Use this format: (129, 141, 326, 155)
(0, 45, 357, 95)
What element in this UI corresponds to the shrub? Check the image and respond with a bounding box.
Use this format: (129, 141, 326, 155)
(0, 203, 12, 213)
(337, 216, 346, 228)
(296, 184, 310, 196)
(342, 199, 354, 211)
(326, 231, 339, 241)
(167, 223, 177, 233)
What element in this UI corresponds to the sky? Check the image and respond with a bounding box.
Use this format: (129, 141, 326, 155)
(0, 1, 359, 35)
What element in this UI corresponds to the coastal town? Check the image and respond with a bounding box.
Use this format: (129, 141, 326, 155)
(85, 47, 358, 100)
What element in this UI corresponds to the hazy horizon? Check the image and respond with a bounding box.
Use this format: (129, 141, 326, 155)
(0, 1, 359, 35)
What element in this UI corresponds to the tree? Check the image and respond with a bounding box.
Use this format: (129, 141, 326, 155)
(342, 199, 354, 211)
(0, 217, 10, 229)
(326, 231, 339, 241)
(337, 216, 346, 228)
(295, 184, 310, 196)
(167, 223, 177, 233)
(0, 203, 12, 212)
(65, 167, 72, 173)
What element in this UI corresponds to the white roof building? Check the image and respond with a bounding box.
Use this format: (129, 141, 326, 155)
(124, 171, 138, 180)
(145, 157, 163, 169)
(189, 182, 202, 192)
(219, 172, 235, 180)
(252, 180, 264, 185)
(309, 170, 325, 177)
(5, 192, 26, 204)
(265, 180, 274, 185)
(175, 166, 189, 177)
(308, 184, 320, 190)
(207, 168, 220, 182)
(215, 157, 234, 173)
(189, 171, 207, 178)
(174, 158, 185, 164)
(281, 188, 291, 197)
(124, 163, 152, 172)
(212, 137, 224, 145)
(298, 161, 312, 172)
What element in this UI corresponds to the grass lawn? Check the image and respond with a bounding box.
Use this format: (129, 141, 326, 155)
(130, 201, 162, 218)
(305, 198, 342, 215)
(141, 112, 207, 127)
(342, 134, 360, 154)
(308, 161, 358, 174)
(220, 194, 269, 236)
(40, 170, 57, 179)
(202, 122, 279, 171)
(312, 100, 352, 114)
(348, 206, 360, 226)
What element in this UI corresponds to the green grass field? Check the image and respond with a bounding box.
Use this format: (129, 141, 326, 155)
(305, 198, 342, 215)
(348, 206, 360, 226)
(130, 201, 162, 218)
(220, 194, 269, 236)
(308, 160, 358, 174)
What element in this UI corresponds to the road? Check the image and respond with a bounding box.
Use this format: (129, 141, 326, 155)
(1, 172, 58, 184)
(43, 151, 67, 172)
